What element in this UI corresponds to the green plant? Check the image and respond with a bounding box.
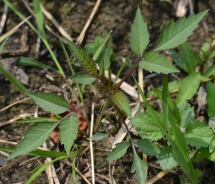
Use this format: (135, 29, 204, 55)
(0, 2, 214, 184)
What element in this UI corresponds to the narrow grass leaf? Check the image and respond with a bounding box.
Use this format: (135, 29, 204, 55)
(0, 37, 8, 53)
(27, 92, 70, 114)
(206, 81, 215, 117)
(17, 57, 57, 71)
(66, 38, 99, 78)
(157, 146, 178, 170)
(110, 90, 132, 117)
(177, 72, 200, 104)
(203, 66, 215, 78)
(129, 7, 149, 58)
(93, 32, 110, 61)
(71, 72, 96, 84)
(139, 52, 179, 74)
(0, 65, 28, 93)
(60, 113, 78, 156)
(33, 0, 46, 40)
(131, 152, 148, 184)
(135, 139, 160, 156)
(7, 121, 59, 160)
(185, 120, 213, 149)
(106, 142, 130, 161)
(154, 10, 208, 51)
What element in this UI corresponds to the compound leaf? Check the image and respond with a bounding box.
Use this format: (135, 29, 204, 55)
(7, 121, 59, 160)
(206, 81, 215, 117)
(131, 152, 148, 184)
(177, 72, 200, 104)
(154, 10, 208, 51)
(110, 90, 132, 117)
(66, 38, 99, 78)
(106, 142, 130, 161)
(157, 146, 178, 170)
(139, 52, 179, 74)
(60, 112, 78, 156)
(184, 120, 213, 149)
(27, 92, 71, 114)
(130, 7, 149, 58)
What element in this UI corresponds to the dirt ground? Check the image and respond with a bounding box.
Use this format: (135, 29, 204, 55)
(1, 0, 215, 183)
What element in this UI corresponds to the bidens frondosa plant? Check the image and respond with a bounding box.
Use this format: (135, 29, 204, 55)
(1, 5, 215, 184)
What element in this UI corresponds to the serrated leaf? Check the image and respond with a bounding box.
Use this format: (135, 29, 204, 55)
(110, 90, 131, 117)
(66, 38, 99, 78)
(154, 10, 208, 51)
(131, 152, 148, 184)
(135, 139, 160, 156)
(184, 120, 213, 148)
(106, 142, 130, 161)
(71, 72, 96, 84)
(157, 146, 178, 170)
(27, 92, 70, 114)
(93, 32, 110, 61)
(60, 113, 78, 156)
(131, 113, 165, 141)
(129, 7, 149, 58)
(177, 101, 195, 127)
(89, 132, 109, 141)
(139, 52, 179, 74)
(206, 81, 215, 117)
(177, 72, 200, 104)
(7, 121, 59, 160)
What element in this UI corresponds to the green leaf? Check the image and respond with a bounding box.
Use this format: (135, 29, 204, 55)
(33, 0, 47, 40)
(177, 72, 200, 104)
(209, 136, 215, 153)
(131, 152, 148, 184)
(129, 7, 149, 58)
(60, 113, 78, 156)
(131, 112, 165, 141)
(89, 132, 109, 141)
(7, 121, 59, 160)
(185, 120, 213, 148)
(206, 81, 215, 117)
(27, 92, 70, 114)
(110, 90, 132, 117)
(135, 139, 160, 156)
(66, 38, 99, 78)
(71, 72, 96, 84)
(17, 57, 57, 71)
(199, 41, 215, 61)
(154, 10, 208, 51)
(0, 146, 67, 157)
(203, 65, 215, 78)
(193, 147, 210, 162)
(209, 117, 215, 132)
(157, 146, 178, 170)
(0, 37, 8, 53)
(181, 42, 195, 74)
(93, 32, 111, 61)
(177, 101, 195, 127)
(106, 142, 130, 161)
(139, 52, 179, 74)
(0, 64, 28, 93)
(167, 50, 187, 72)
